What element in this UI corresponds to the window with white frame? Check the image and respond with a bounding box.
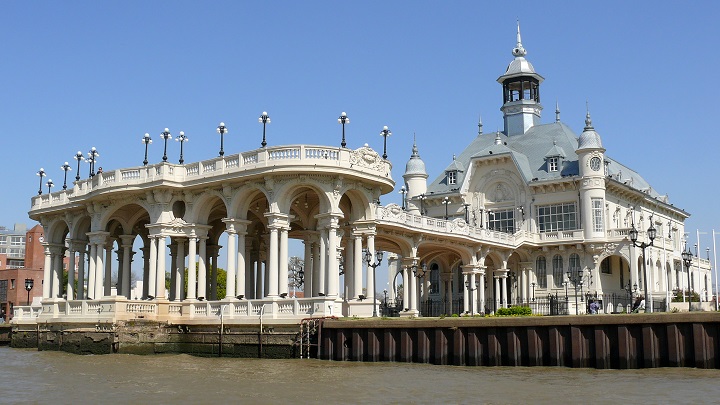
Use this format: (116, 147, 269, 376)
(537, 203, 577, 232)
(553, 254, 564, 288)
(536, 256, 547, 288)
(10, 236, 23, 246)
(592, 198, 604, 233)
(447, 171, 457, 185)
(0, 236, 6, 244)
(548, 157, 559, 172)
(487, 209, 515, 232)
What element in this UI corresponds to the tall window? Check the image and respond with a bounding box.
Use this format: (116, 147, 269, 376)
(552, 255, 564, 288)
(447, 171, 457, 185)
(569, 254, 580, 274)
(548, 157, 559, 172)
(601, 257, 611, 274)
(537, 203, 577, 232)
(592, 198, 604, 233)
(488, 209, 515, 232)
(536, 256, 547, 288)
(429, 263, 440, 294)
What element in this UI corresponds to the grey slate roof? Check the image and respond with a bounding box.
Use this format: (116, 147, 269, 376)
(424, 121, 660, 198)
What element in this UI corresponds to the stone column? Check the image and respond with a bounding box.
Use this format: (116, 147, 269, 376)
(494, 273, 501, 310)
(353, 234, 363, 299)
(366, 234, 375, 299)
(236, 231, 246, 299)
(168, 241, 177, 301)
(76, 245, 86, 300)
(51, 246, 64, 298)
(402, 265, 409, 309)
(174, 239, 185, 302)
(344, 237, 353, 299)
(501, 270, 509, 308)
(67, 243, 77, 300)
(446, 275, 453, 315)
(267, 227, 279, 297)
(186, 236, 197, 300)
(317, 229, 326, 296)
(141, 245, 150, 299)
(156, 236, 167, 300)
(147, 236, 157, 299)
(88, 242, 97, 299)
(245, 246, 254, 299)
(312, 239, 321, 297)
(462, 273, 469, 314)
(225, 227, 237, 299)
(103, 244, 113, 297)
(326, 222, 339, 298)
(469, 272, 477, 315)
(197, 236, 207, 300)
(42, 244, 52, 298)
(408, 267, 417, 312)
(120, 235, 134, 298)
(478, 267, 486, 314)
(94, 240, 106, 299)
(303, 238, 313, 298)
(279, 227, 289, 296)
(210, 246, 219, 300)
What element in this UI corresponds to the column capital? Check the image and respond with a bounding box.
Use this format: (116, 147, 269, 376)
(265, 212, 291, 229)
(315, 212, 344, 229)
(119, 234, 135, 247)
(87, 231, 110, 245)
(68, 239, 87, 253)
(222, 218, 252, 234)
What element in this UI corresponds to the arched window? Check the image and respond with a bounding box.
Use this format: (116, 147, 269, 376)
(553, 255, 564, 288)
(536, 256, 547, 288)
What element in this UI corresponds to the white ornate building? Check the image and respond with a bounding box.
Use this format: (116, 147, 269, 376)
(14, 25, 712, 324)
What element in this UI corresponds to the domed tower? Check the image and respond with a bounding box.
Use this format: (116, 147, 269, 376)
(403, 139, 428, 215)
(576, 109, 607, 240)
(497, 22, 544, 136)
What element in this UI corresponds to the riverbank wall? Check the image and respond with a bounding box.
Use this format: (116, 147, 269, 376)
(318, 313, 720, 369)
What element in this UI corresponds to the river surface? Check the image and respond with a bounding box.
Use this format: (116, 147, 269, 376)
(2, 346, 719, 404)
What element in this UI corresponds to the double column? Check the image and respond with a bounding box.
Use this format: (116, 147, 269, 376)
(86, 231, 110, 300)
(265, 213, 291, 298)
(222, 218, 251, 300)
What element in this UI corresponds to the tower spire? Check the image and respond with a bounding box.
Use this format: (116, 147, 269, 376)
(477, 114, 483, 136)
(555, 100, 560, 122)
(512, 19, 527, 57)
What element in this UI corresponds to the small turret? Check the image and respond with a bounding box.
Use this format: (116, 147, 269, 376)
(403, 137, 428, 215)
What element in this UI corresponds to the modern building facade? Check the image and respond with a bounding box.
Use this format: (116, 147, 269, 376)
(13, 26, 712, 325)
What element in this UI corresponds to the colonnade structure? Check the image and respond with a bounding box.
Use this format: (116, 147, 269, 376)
(14, 25, 714, 326)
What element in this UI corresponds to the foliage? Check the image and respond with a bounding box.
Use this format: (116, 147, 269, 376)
(495, 306, 532, 316)
(165, 266, 227, 299)
(671, 289, 700, 302)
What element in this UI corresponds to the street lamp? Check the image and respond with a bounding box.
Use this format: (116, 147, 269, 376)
(629, 215, 657, 313)
(338, 112, 349, 148)
(60, 162, 72, 190)
(25, 278, 34, 306)
(463, 203, 470, 224)
(379, 125, 391, 159)
(418, 193, 427, 216)
(176, 131, 189, 164)
(399, 186, 407, 210)
(36, 168, 46, 195)
(217, 122, 227, 157)
(530, 282, 536, 302)
(46, 179, 54, 194)
(442, 196, 450, 220)
(682, 242, 694, 312)
(87, 147, 99, 177)
(364, 249, 384, 317)
(160, 128, 171, 162)
(73, 151, 83, 181)
(259, 112, 270, 148)
(142, 133, 152, 166)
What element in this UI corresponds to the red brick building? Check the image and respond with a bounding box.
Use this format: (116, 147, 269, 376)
(0, 224, 44, 317)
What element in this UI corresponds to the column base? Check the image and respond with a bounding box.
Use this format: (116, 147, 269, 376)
(399, 309, 420, 318)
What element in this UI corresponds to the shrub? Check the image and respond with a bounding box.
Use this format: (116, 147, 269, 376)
(496, 306, 532, 316)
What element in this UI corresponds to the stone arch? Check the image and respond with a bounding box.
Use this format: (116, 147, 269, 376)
(99, 202, 151, 234)
(228, 185, 272, 221)
(187, 189, 229, 224)
(46, 217, 71, 245)
(273, 178, 334, 216)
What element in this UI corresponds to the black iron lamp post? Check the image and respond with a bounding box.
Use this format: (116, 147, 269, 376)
(217, 122, 227, 157)
(463, 203, 470, 223)
(259, 112, 270, 148)
(399, 186, 407, 210)
(36, 168, 46, 195)
(60, 162, 71, 190)
(364, 249, 384, 317)
(46, 179, 54, 194)
(176, 131, 188, 164)
(25, 278, 34, 306)
(418, 193, 427, 215)
(530, 282, 536, 302)
(411, 261, 428, 315)
(142, 133, 152, 166)
(379, 125, 391, 159)
(87, 147, 99, 177)
(629, 215, 657, 313)
(160, 128, 171, 162)
(442, 196, 450, 220)
(73, 151, 83, 181)
(682, 242, 694, 312)
(338, 112, 349, 148)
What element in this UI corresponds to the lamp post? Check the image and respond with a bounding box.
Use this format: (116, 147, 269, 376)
(160, 128, 171, 162)
(379, 125, 391, 159)
(60, 162, 71, 190)
(418, 193, 427, 216)
(176, 131, 188, 164)
(259, 112, 270, 148)
(442, 196, 450, 220)
(24, 278, 34, 306)
(87, 147, 99, 177)
(36, 168, 46, 195)
(46, 179, 54, 194)
(629, 216, 657, 313)
(412, 261, 428, 314)
(338, 112, 349, 148)
(364, 249, 384, 317)
(142, 133, 152, 166)
(463, 203, 470, 223)
(73, 151, 83, 181)
(399, 186, 407, 210)
(682, 242, 694, 312)
(217, 122, 227, 157)
(530, 282, 536, 302)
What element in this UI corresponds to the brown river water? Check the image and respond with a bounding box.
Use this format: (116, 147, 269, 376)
(2, 346, 719, 404)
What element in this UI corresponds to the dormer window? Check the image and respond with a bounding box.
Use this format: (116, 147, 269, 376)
(447, 171, 457, 185)
(548, 157, 559, 172)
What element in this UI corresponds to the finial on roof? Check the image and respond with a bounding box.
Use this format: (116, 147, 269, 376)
(555, 100, 560, 122)
(584, 101, 594, 130)
(495, 132, 502, 145)
(452, 154, 456, 161)
(411, 132, 419, 157)
(477, 114, 483, 136)
(512, 19, 527, 58)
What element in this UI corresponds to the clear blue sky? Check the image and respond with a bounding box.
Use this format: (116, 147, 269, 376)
(2, 1, 719, 259)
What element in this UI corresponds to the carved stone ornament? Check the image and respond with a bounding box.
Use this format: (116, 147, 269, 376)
(379, 203, 404, 220)
(450, 218, 468, 231)
(350, 145, 384, 172)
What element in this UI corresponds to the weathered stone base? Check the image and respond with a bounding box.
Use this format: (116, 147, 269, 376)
(10, 320, 301, 358)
